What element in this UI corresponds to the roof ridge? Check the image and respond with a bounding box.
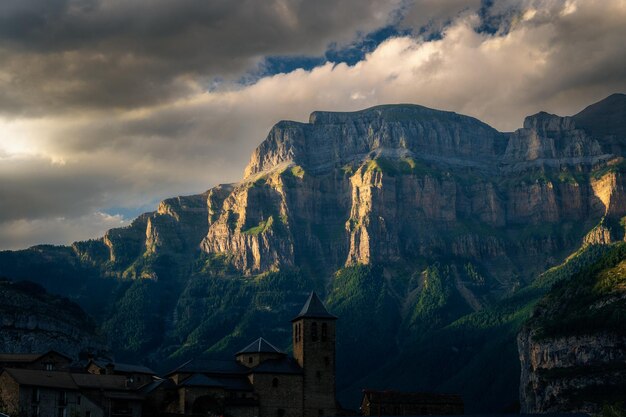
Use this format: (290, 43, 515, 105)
(236, 337, 284, 355)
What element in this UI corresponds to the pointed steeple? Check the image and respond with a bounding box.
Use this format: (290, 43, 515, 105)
(291, 292, 337, 321)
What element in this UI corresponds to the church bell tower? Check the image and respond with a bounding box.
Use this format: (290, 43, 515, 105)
(292, 292, 337, 417)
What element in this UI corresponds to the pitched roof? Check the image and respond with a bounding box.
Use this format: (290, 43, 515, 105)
(0, 350, 71, 364)
(179, 374, 253, 391)
(250, 357, 302, 375)
(0, 353, 42, 363)
(2, 368, 78, 390)
(90, 360, 155, 375)
(292, 292, 337, 321)
(179, 374, 223, 388)
(236, 337, 284, 355)
(166, 359, 249, 376)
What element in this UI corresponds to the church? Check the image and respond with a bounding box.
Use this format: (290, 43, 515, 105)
(156, 292, 338, 417)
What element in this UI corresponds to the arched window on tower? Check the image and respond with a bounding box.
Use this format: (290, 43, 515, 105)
(272, 377, 279, 388)
(311, 322, 318, 341)
(295, 323, 299, 343)
(321, 323, 328, 341)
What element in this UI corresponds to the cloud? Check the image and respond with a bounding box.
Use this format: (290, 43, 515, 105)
(0, 212, 127, 251)
(1, 0, 625, 249)
(0, 0, 401, 115)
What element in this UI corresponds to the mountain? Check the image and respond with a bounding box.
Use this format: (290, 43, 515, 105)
(0, 279, 105, 358)
(1, 94, 626, 412)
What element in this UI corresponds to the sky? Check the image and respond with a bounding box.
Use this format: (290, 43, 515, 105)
(1, 0, 625, 250)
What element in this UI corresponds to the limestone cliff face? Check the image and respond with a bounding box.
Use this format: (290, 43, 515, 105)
(0, 280, 104, 358)
(244, 105, 506, 178)
(518, 240, 626, 414)
(62, 101, 626, 281)
(504, 112, 606, 164)
(518, 328, 626, 414)
(72, 193, 211, 279)
(200, 175, 295, 274)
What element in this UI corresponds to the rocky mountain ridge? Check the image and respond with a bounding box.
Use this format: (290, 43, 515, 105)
(67, 95, 626, 281)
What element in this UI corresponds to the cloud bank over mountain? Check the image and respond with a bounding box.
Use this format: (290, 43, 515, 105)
(1, 0, 625, 249)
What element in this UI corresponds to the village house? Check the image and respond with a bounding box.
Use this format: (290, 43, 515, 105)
(0, 351, 72, 372)
(0, 353, 154, 417)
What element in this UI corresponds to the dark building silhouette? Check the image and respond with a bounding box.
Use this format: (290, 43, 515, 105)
(360, 390, 463, 416)
(159, 291, 338, 417)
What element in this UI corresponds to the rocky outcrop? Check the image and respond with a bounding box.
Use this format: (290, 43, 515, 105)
(518, 328, 626, 414)
(0, 280, 105, 358)
(518, 243, 626, 413)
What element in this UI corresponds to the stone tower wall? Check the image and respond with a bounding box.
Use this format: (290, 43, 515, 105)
(292, 318, 336, 417)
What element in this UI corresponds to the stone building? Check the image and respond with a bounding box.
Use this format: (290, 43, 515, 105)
(0, 368, 144, 417)
(161, 292, 338, 417)
(360, 390, 464, 416)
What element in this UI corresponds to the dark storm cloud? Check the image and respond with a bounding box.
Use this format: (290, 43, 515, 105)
(0, 0, 399, 115)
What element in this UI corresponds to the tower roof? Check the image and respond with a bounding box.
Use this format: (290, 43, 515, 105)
(291, 292, 337, 321)
(236, 337, 284, 355)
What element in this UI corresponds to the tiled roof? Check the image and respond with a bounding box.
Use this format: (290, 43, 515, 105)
(236, 337, 284, 355)
(2, 368, 78, 390)
(167, 359, 249, 376)
(0, 353, 42, 363)
(251, 357, 302, 375)
(91, 360, 155, 375)
(0, 350, 71, 364)
(292, 292, 337, 321)
(179, 374, 254, 391)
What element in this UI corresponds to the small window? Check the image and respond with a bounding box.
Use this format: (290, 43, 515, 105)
(272, 377, 279, 388)
(295, 323, 300, 343)
(59, 391, 67, 406)
(324, 356, 330, 367)
(277, 409, 285, 417)
(248, 357, 253, 364)
(321, 323, 328, 341)
(318, 409, 324, 416)
(86, 412, 91, 417)
(57, 407, 66, 417)
(316, 371, 321, 380)
(45, 362, 54, 371)
(32, 388, 40, 402)
(311, 322, 318, 341)
(77, 395, 81, 406)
